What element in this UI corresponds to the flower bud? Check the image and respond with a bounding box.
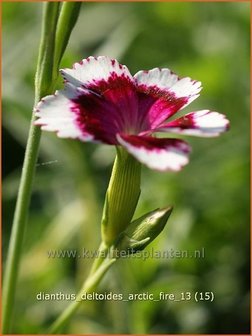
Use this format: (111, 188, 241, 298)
(114, 206, 173, 253)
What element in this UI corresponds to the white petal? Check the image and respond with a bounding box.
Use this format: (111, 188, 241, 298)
(34, 83, 93, 141)
(157, 110, 230, 137)
(169, 77, 202, 99)
(192, 110, 229, 128)
(134, 68, 202, 103)
(60, 56, 134, 89)
(134, 68, 179, 90)
(117, 134, 190, 172)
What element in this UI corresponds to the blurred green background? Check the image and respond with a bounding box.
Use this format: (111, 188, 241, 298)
(2, 2, 250, 334)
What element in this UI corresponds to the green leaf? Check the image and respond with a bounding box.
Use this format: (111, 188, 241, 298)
(53, 2, 82, 80)
(35, 3, 60, 101)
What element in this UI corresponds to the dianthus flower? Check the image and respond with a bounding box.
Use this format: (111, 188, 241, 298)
(35, 56, 229, 171)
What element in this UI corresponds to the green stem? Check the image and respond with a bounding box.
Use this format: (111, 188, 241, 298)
(48, 256, 116, 334)
(89, 241, 109, 275)
(2, 123, 42, 334)
(2, 4, 59, 333)
(2, 3, 81, 333)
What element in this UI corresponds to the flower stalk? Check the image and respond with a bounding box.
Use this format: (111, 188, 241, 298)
(2, 3, 81, 333)
(48, 254, 116, 334)
(48, 149, 141, 332)
(48, 206, 173, 332)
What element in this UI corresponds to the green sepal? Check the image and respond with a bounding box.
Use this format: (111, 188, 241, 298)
(101, 147, 141, 246)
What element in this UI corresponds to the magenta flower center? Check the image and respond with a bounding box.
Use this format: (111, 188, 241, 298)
(72, 72, 189, 144)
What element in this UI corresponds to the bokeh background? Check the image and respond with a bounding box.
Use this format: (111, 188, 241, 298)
(2, 2, 250, 334)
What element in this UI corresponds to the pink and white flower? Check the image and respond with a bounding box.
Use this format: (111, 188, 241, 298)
(35, 56, 229, 171)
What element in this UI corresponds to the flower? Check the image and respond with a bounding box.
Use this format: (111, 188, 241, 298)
(35, 56, 229, 171)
